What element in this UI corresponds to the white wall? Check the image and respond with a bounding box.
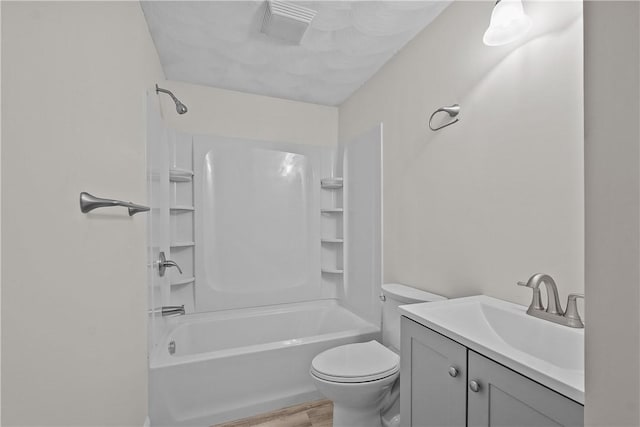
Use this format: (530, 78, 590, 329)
(157, 80, 338, 147)
(583, 2, 640, 425)
(2, 2, 164, 425)
(339, 1, 584, 307)
(1, 2, 4, 421)
(343, 125, 383, 325)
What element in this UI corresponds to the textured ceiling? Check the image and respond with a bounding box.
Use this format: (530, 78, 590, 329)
(141, 1, 451, 106)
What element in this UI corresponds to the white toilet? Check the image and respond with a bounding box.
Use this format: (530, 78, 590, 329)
(310, 283, 446, 427)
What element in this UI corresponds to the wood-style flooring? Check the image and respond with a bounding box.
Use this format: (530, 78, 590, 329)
(213, 400, 333, 427)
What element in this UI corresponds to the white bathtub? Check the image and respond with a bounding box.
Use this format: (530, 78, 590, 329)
(149, 299, 379, 426)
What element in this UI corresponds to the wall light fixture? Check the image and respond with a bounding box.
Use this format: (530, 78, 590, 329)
(483, 0, 532, 46)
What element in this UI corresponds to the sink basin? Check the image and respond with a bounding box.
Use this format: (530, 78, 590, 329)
(400, 295, 584, 403)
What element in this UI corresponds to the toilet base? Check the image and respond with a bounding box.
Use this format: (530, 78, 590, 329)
(310, 372, 398, 427)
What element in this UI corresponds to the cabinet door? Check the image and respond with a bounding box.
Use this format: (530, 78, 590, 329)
(400, 317, 467, 427)
(468, 351, 584, 427)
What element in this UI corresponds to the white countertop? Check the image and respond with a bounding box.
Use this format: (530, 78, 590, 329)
(400, 295, 585, 404)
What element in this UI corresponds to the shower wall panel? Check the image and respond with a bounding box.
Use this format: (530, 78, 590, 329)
(343, 124, 383, 325)
(194, 135, 334, 312)
(147, 96, 170, 355)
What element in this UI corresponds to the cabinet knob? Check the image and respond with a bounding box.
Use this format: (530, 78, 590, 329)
(448, 366, 458, 377)
(469, 380, 481, 392)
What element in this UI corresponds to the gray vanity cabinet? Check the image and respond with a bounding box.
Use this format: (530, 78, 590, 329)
(400, 316, 467, 427)
(400, 317, 584, 427)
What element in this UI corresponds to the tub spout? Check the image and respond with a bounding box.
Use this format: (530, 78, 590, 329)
(149, 305, 185, 317)
(162, 305, 185, 316)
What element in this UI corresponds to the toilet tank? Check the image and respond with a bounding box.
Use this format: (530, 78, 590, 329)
(381, 283, 447, 352)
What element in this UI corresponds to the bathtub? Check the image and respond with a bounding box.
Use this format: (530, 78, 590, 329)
(149, 299, 379, 426)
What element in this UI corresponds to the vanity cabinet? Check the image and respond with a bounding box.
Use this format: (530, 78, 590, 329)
(400, 317, 584, 427)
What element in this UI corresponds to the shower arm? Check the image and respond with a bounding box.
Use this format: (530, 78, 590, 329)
(155, 84, 188, 115)
(156, 84, 179, 103)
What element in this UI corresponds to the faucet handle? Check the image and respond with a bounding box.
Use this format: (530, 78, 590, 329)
(563, 293, 584, 328)
(158, 251, 183, 277)
(517, 280, 544, 311)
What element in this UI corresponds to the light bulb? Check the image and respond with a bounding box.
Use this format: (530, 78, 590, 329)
(483, 0, 532, 46)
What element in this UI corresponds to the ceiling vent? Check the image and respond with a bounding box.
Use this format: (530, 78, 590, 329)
(261, 1, 316, 44)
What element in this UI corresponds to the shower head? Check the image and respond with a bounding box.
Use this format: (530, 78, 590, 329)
(175, 100, 188, 115)
(156, 84, 188, 115)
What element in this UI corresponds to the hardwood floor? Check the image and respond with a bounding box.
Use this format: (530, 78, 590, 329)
(213, 400, 333, 427)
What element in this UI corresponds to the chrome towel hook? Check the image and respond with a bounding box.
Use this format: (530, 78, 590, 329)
(429, 104, 460, 131)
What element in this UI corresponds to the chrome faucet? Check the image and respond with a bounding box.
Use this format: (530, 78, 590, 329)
(518, 273, 584, 328)
(518, 273, 563, 315)
(161, 305, 185, 317)
(148, 305, 185, 317)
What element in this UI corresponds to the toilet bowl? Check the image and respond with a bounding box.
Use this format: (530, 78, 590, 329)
(310, 340, 399, 427)
(310, 283, 446, 427)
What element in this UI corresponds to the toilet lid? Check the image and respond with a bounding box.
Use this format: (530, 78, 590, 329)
(311, 341, 400, 383)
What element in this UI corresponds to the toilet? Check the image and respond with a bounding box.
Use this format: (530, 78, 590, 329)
(310, 283, 446, 427)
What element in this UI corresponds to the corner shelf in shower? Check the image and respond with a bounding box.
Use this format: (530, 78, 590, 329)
(321, 177, 343, 189)
(320, 174, 344, 281)
(321, 238, 344, 243)
(171, 276, 195, 286)
(170, 206, 195, 213)
(321, 268, 344, 274)
(170, 241, 195, 248)
(169, 168, 194, 182)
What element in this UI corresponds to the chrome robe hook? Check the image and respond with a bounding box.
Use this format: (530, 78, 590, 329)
(429, 104, 460, 131)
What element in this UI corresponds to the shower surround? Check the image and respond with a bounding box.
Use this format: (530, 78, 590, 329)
(147, 99, 382, 426)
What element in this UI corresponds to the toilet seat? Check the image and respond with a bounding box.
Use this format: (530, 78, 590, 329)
(311, 341, 400, 383)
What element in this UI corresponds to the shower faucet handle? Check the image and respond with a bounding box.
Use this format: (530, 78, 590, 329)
(157, 251, 182, 277)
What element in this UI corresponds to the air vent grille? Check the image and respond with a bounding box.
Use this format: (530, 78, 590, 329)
(261, 1, 316, 44)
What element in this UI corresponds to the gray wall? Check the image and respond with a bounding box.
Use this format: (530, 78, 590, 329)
(339, 1, 584, 307)
(2, 2, 164, 425)
(157, 80, 338, 147)
(584, 2, 640, 425)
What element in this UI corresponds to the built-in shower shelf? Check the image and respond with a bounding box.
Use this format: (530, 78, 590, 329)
(171, 276, 195, 286)
(321, 238, 344, 243)
(170, 206, 195, 213)
(170, 241, 195, 248)
(169, 168, 194, 182)
(321, 208, 343, 213)
(321, 177, 343, 189)
(321, 269, 344, 274)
